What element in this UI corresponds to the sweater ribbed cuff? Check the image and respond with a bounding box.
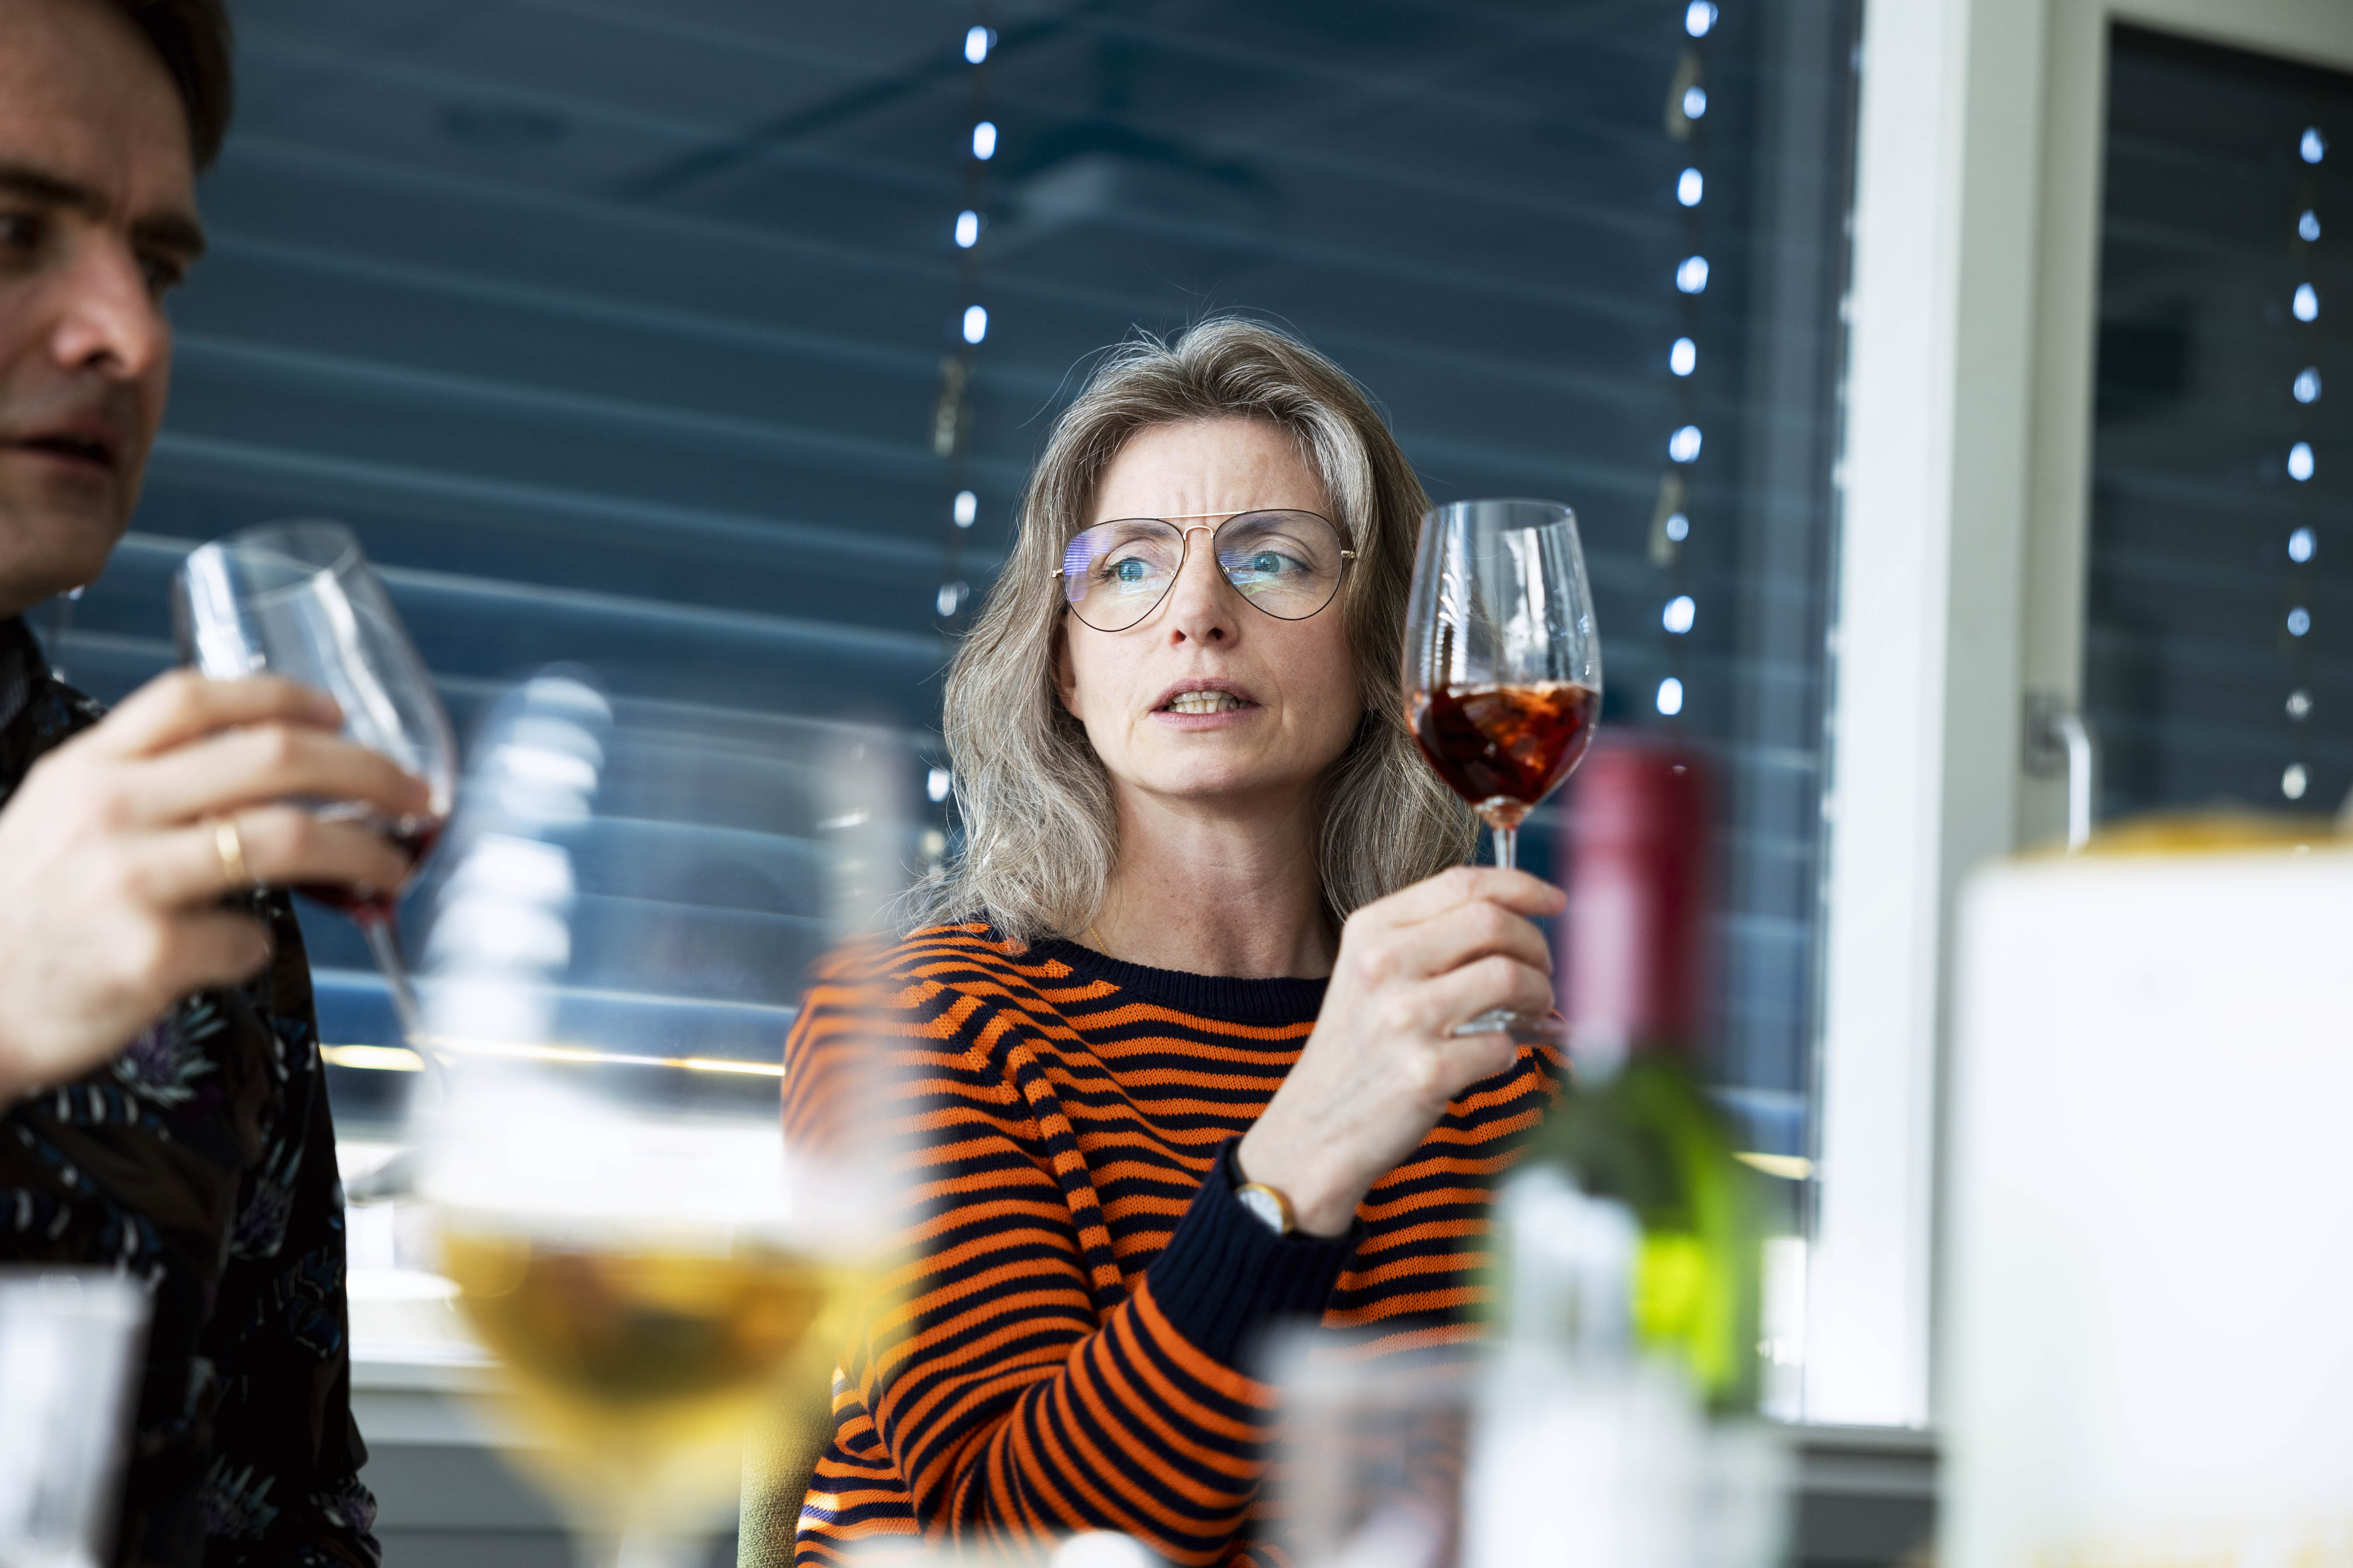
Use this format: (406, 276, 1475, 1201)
(1143, 1139, 1361, 1368)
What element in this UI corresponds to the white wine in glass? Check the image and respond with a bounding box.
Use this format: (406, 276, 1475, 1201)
(414, 673, 907, 1566)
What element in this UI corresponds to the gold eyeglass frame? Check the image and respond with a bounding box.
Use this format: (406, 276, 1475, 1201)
(1050, 510, 1358, 628)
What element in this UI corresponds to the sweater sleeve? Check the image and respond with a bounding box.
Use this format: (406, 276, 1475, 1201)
(780, 959, 1355, 1566)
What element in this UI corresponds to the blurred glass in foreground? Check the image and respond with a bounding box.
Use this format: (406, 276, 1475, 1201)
(0, 1271, 149, 1568)
(409, 671, 914, 1568)
(1947, 813, 2353, 1568)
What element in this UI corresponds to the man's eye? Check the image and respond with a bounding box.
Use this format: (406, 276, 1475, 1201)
(138, 254, 186, 296)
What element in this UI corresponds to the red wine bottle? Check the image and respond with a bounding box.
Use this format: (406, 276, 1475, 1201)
(1513, 738, 1763, 1411)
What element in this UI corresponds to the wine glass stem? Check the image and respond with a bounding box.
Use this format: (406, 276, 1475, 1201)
(1492, 825, 1518, 873)
(359, 916, 445, 1089)
(582, 1530, 700, 1568)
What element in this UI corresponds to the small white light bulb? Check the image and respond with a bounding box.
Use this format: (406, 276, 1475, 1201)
(1676, 255, 1710, 294)
(2289, 526, 2315, 563)
(954, 210, 980, 248)
(953, 490, 978, 527)
(2282, 763, 2308, 801)
(1685, 1, 1716, 38)
(965, 25, 991, 64)
(2294, 367, 2322, 403)
(972, 121, 998, 160)
(2301, 126, 2327, 164)
(928, 767, 953, 802)
(1668, 424, 1703, 463)
(2287, 606, 2311, 638)
(1662, 595, 1696, 635)
(2300, 209, 2322, 242)
(1665, 512, 1690, 542)
(963, 304, 988, 343)
(2294, 283, 2319, 322)
(1669, 337, 1696, 376)
(1683, 86, 1707, 119)
(2288, 440, 2315, 482)
(1656, 677, 1686, 716)
(1677, 168, 1704, 207)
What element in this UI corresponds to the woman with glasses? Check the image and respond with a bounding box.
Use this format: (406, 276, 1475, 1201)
(765, 319, 1564, 1567)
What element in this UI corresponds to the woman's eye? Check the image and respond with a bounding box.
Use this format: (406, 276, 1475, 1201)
(0, 213, 39, 256)
(1109, 558, 1150, 583)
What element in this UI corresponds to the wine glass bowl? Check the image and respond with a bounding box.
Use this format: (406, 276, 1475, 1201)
(173, 519, 457, 1045)
(1403, 499, 1602, 866)
(412, 672, 911, 1565)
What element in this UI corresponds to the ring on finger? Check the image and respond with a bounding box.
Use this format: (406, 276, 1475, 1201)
(212, 815, 252, 890)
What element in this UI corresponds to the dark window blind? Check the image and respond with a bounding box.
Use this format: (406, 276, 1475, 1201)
(2089, 27, 2352, 818)
(38, 0, 1856, 1157)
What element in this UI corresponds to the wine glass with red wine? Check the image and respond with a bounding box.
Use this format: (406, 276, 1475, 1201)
(1404, 499, 1601, 1032)
(173, 520, 456, 1050)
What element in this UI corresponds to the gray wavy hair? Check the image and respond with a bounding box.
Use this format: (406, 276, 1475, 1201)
(906, 317, 1476, 943)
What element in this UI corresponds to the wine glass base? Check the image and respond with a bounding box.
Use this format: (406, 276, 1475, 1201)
(1452, 1009, 1567, 1046)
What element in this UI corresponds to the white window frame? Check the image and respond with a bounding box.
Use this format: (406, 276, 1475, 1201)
(1808, 0, 2353, 1429)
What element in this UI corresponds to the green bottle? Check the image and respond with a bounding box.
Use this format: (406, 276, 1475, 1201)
(1511, 738, 1765, 1411)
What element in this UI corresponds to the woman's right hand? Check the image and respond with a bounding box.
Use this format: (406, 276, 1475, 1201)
(1236, 866, 1564, 1237)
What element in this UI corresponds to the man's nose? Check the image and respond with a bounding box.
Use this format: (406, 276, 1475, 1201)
(1159, 525, 1239, 644)
(47, 238, 169, 381)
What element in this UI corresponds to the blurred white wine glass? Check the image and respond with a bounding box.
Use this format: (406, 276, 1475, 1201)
(411, 673, 911, 1568)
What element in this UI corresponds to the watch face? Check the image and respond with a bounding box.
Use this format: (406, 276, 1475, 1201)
(1237, 1185, 1287, 1235)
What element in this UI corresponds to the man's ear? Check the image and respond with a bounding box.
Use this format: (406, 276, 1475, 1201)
(1051, 618, 1081, 719)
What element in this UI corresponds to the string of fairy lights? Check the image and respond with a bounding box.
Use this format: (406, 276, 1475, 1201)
(924, 8, 998, 826)
(931, 7, 996, 645)
(2281, 121, 2326, 804)
(1648, 0, 1719, 721)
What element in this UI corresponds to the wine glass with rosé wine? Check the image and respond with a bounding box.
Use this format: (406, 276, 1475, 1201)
(1403, 498, 1602, 1039)
(173, 520, 456, 1054)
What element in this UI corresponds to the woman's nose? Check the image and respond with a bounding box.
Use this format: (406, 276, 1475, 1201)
(1159, 526, 1237, 643)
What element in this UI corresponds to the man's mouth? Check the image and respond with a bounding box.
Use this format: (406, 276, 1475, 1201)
(10, 432, 120, 475)
(1160, 690, 1251, 715)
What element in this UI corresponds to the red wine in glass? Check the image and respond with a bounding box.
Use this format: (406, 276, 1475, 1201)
(1403, 500, 1602, 1038)
(1409, 680, 1599, 833)
(175, 521, 457, 1061)
(294, 819, 445, 923)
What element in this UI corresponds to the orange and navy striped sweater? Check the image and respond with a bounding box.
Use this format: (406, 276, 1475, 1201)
(782, 921, 1560, 1566)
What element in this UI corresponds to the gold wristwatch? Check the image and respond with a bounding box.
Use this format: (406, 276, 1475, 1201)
(1233, 1179, 1296, 1237)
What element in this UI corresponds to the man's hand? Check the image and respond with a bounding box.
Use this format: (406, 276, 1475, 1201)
(1237, 867, 1564, 1237)
(0, 670, 429, 1103)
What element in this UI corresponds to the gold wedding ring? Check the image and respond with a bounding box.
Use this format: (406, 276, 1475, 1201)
(212, 816, 251, 890)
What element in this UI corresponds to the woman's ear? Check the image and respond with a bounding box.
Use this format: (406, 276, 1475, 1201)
(1051, 618, 1081, 719)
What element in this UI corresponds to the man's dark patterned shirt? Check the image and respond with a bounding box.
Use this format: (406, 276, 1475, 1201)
(0, 617, 379, 1568)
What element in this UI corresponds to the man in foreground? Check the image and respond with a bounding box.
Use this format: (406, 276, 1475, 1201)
(0, 2, 424, 1561)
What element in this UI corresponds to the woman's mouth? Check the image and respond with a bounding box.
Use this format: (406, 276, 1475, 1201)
(1161, 691, 1249, 715)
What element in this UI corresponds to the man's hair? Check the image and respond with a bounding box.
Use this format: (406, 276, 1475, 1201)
(906, 316, 1477, 942)
(107, 0, 235, 168)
